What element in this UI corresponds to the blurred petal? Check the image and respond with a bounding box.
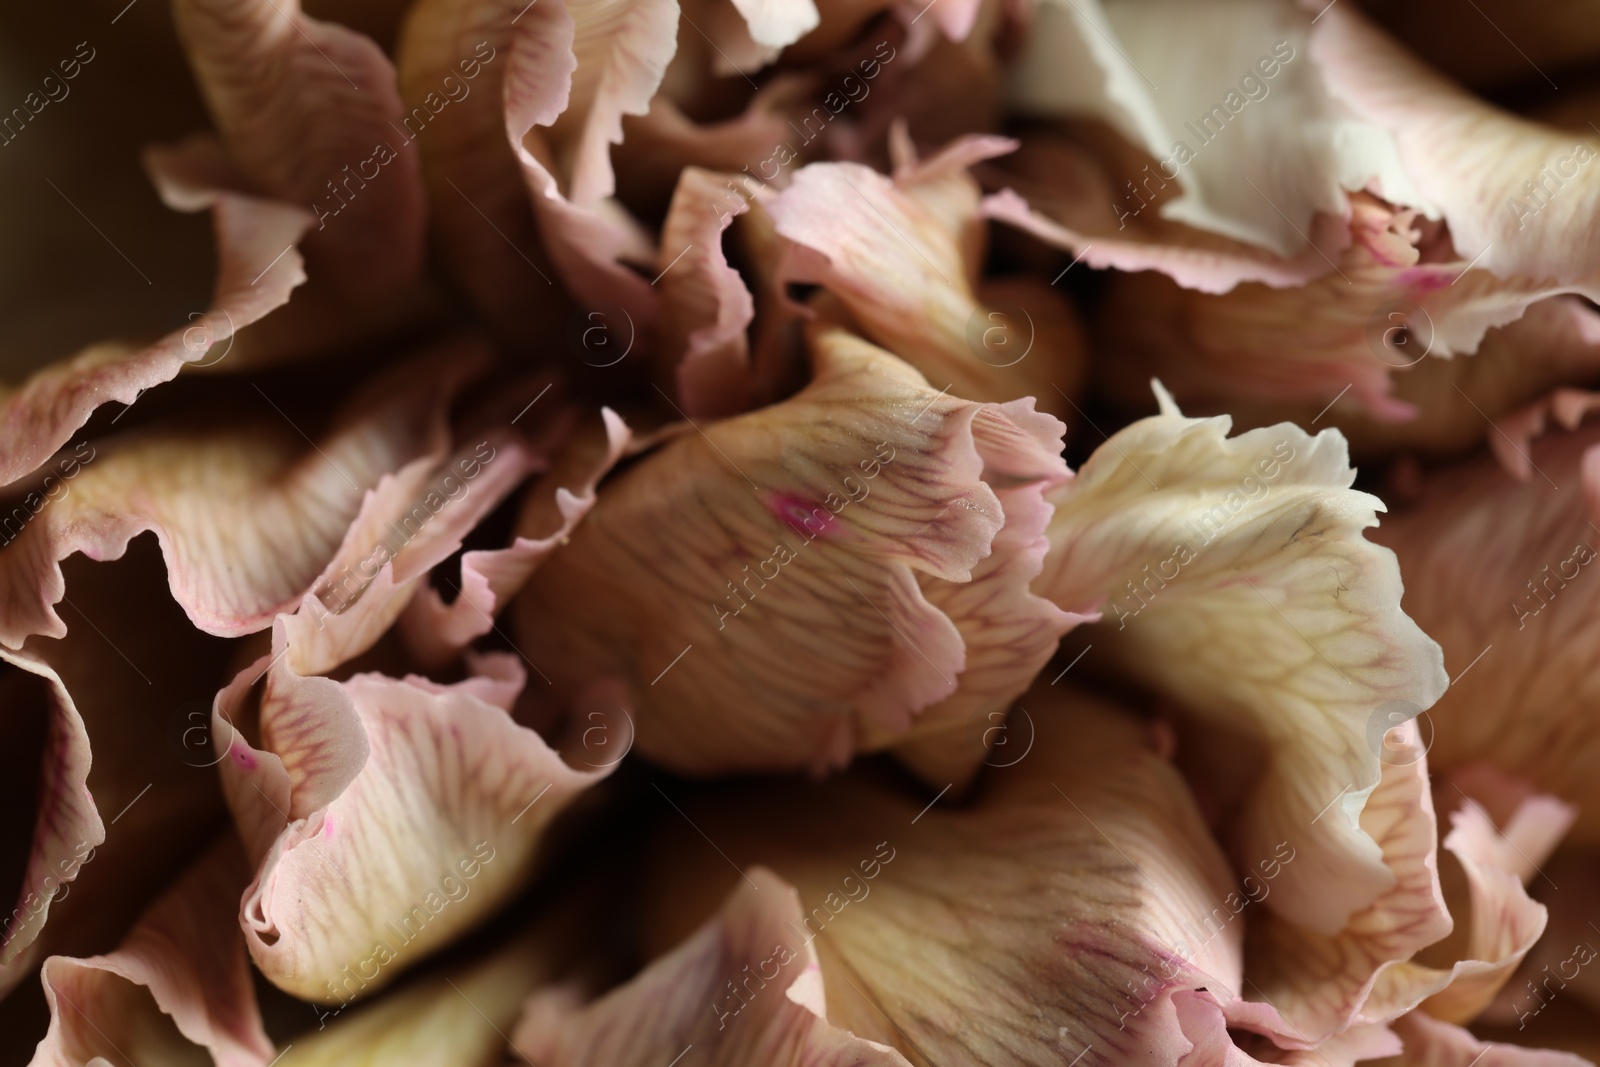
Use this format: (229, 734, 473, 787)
(505, 0, 671, 322)
(516, 324, 1071, 776)
(1313, 2, 1600, 286)
(644, 684, 1365, 1065)
(0, 154, 311, 491)
(280, 915, 581, 1067)
(1369, 424, 1600, 841)
(1391, 1010, 1592, 1067)
(514, 868, 911, 1066)
(34, 837, 270, 1067)
(657, 169, 759, 417)
(1038, 385, 1448, 939)
(0, 650, 100, 998)
(396, 0, 567, 348)
(172, 0, 427, 298)
(1008, 0, 1427, 259)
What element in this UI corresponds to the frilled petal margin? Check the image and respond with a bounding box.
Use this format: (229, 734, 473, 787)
(656, 168, 758, 419)
(0, 146, 311, 491)
(1037, 384, 1449, 944)
(504, 0, 671, 324)
(0, 344, 486, 650)
(1251, 724, 1569, 1036)
(209, 408, 621, 1001)
(1312, 2, 1600, 287)
(515, 323, 1075, 779)
(172, 0, 427, 297)
(32, 837, 271, 1067)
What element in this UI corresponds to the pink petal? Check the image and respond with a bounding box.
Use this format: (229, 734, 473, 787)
(0, 150, 311, 491)
(34, 837, 273, 1067)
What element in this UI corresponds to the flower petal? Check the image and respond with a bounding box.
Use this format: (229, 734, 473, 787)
(400, 410, 632, 667)
(395, 0, 568, 347)
(217, 652, 609, 1003)
(642, 683, 1351, 1064)
(0, 346, 484, 650)
(0, 153, 311, 491)
(1008, 0, 1428, 259)
(0, 650, 99, 998)
(513, 868, 912, 1067)
(515, 323, 1069, 775)
(1391, 1010, 1592, 1067)
(657, 169, 759, 417)
(172, 0, 427, 297)
(33, 837, 272, 1067)
(1367, 423, 1600, 839)
(1312, 2, 1600, 285)
(1037, 385, 1448, 938)
(504, 0, 672, 322)
(766, 136, 1086, 420)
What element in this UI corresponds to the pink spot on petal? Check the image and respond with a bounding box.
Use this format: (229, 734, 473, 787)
(764, 491, 842, 540)
(234, 749, 257, 770)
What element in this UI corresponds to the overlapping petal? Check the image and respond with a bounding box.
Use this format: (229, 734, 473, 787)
(513, 868, 911, 1066)
(32, 838, 271, 1067)
(766, 133, 1086, 420)
(0, 150, 312, 491)
(1037, 385, 1448, 942)
(515, 322, 1074, 776)
(639, 683, 1379, 1065)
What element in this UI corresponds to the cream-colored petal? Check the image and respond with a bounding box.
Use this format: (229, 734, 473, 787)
(1312, 2, 1600, 285)
(1038, 386, 1448, 941)
(1009, 0, 1429, 259)
(216, 653, 609, 1003)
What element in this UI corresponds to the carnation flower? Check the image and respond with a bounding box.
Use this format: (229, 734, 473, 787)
(2, 0, 1598, 1063)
